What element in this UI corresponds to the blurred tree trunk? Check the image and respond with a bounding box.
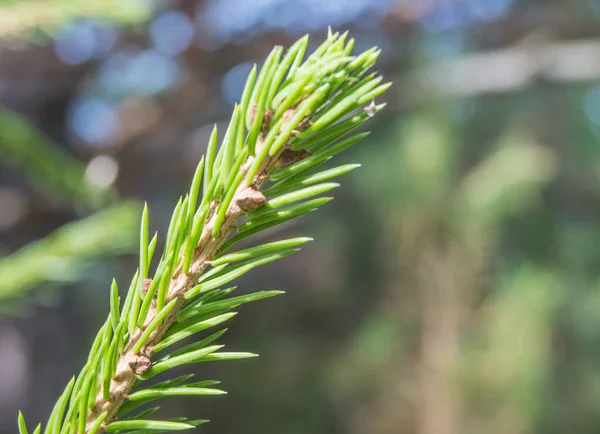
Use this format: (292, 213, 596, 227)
(417, 244, 462, 434)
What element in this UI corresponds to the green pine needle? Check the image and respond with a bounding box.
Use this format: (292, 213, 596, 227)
(86, 413, 107, 434)
(265, 164, 360, 196)
(18, 412, 29, 434)
(212, 237, 312, 265)
(254, 182, 340, 217)
(133, 298, 178, 352)
(128, 387, 227, 401)
(141, 345, 224, 380)
(109, 279, 120, 331)
(159, 329, 228, 359)
(154, 312, 237, 353)
(139, 203, 149, 280)
(105, 420, 194, 432)
(178, 290, 284, 322)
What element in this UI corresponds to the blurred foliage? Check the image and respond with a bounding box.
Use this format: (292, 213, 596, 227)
(459, 265, 560, 434)
(0, 0, 149, 39)
(0, 107, 115, 210)
(0, 201, 140, 308)
(0, 104, 138, 310)
(318, 112, 560, 434)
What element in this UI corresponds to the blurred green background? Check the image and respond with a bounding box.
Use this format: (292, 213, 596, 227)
(1, 0, 599, 433)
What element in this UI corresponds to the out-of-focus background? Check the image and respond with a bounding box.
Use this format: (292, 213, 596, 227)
(0, 0, 599, 433)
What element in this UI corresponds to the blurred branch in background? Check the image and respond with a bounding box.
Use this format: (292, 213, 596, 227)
(403, 38, 600, 104)
(0, 107, 116, 210)
(0, 200, 140, 309)
(0, 0, 150, 39)
(0, 104, 141, 312)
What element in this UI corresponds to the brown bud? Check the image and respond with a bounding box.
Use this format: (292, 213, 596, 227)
(261, 109, 274, 135)
(275, 149, 312, 169)
(141, 278, 152, 294)
(129, 354, 152, 375)
(236, 187, 266, 212)
(248, 103, 258, 125)
(249, 104, 274, 135)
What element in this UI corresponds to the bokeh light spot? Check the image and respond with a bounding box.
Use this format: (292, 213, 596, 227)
(199, 0, 394, 44)
(54, 20, 117, 65)
(85, 155, 119, 188)
(68, 97, 118, 146)
(421, 3, 470, 33)
(222, 62, 255, 105)
(129, 50, 180, 94)
(467, 0, 515, 22)
(150, 10, 195, 56)
(97, 49, 181, 96)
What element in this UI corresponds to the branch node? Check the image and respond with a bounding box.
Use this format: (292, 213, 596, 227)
(141, 278, 152, 294)
(249, 105, 274, 135)
(236, 187, 266, 212)
(274, 149, 312, 169)
(129, 354, 152, 376)
(262, 109, 274, 134)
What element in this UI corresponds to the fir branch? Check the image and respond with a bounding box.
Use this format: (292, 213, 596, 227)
(21, 31, 390, 434)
